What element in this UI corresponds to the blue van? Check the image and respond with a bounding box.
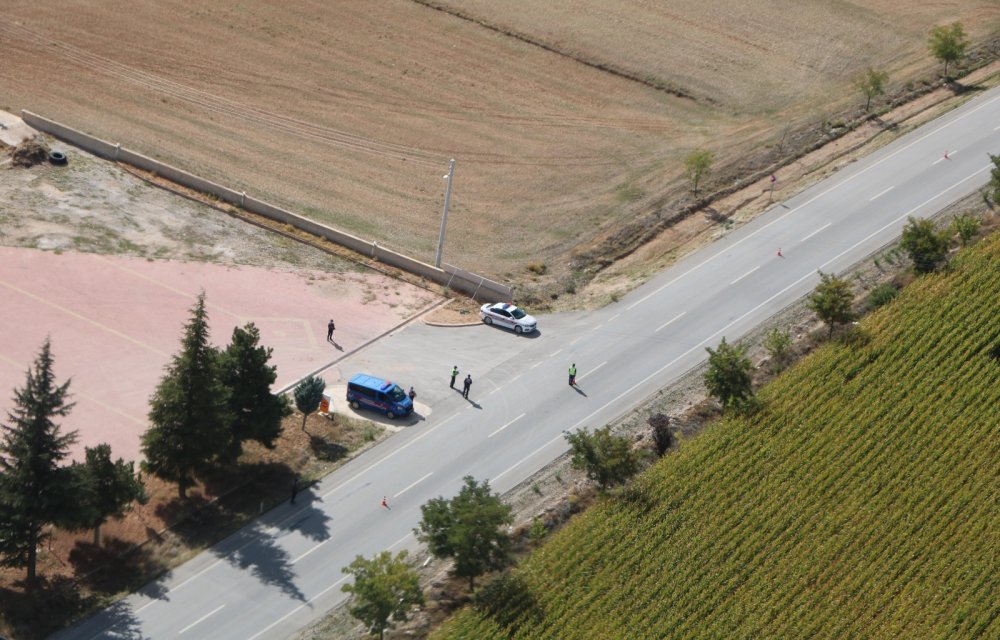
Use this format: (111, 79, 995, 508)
(346, 374, 413, 419)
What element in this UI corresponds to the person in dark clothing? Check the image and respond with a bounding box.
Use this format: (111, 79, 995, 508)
(327, 319, 336, 342)
(291, 477, 299, 504)
(462, 374, 472, 399)
(408, 386, 416, 402)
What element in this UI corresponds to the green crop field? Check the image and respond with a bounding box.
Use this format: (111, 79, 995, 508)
(433, 232, 1000, 639)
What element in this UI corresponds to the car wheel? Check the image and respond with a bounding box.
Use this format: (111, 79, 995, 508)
(484, 316, 493, 326)
(515, 325, 524, 335)
(386, 410, 396, 419)
(350, 400, 361, 410)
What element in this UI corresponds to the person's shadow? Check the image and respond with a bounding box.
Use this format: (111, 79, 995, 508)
(329, 338, 343, 351)
(572, 384, 588, 397)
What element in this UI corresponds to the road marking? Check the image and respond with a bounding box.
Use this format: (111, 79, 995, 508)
(178, 604, 225, 635)
(247, 577, 351, 640)
(389, 532, 413, 550)
(509, 373, 523, 384)
(995, 125, 1000, 131)
(800, 222, 832, 242)
(577, 361, 606, 382)
(161, 558, 225, 596)
(292, 539, 329, 565)
(530, 361, 544, 369)
(570, 335, 584, 345)
(655, 312, 686, 333)
(489, 413, 526, 438)
(394, 472, 433, 498)
(495, 164, 991, 486)
(625, 91, 1000, 311)
(933, 150, 957, 165)
(321, 413, 457, 500)
(607, 313, 621, 322)
(548, 349, 562, 357)
(869, 186, 894, 201)
(730, 265, 760, 285)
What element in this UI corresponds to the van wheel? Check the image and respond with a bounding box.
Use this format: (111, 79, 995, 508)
(515, 325, 524, 335)
(484, 317, 493, 326)
(350, 401, 361, 410)
(386, 410, 396, 419)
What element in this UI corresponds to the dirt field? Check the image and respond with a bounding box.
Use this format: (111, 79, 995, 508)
(3, 1, 997, 288)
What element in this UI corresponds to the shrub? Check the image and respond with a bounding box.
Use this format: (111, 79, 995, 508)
(867, 284, 899, 309)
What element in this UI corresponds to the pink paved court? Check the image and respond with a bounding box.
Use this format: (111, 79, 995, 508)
(0, 247, 439, 462)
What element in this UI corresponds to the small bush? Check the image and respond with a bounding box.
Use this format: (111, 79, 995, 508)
(648, 413, 672, 457)
(527, 262, 547, 275)
(528, 517, 547, 543)
(868, 283, 899, 309)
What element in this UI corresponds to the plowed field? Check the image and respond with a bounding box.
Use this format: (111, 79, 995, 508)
(2, 1, 998, 280)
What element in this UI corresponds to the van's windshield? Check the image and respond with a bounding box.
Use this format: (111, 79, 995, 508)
(387, 385, 407, 403)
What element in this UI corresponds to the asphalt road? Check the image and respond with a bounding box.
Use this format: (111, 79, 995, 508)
(55, 85, 1000, 640)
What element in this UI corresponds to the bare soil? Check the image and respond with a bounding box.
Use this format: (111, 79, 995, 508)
(2, 1, 997, 291)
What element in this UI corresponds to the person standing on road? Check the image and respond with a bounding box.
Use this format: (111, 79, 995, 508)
(327, 318, 336, 342)
(569, 363, 577, 386)
(450, 365, 459, 389)
(462, 374, 472, 399)
(408, 386, 416, 402)
(291, 477, 299, 504)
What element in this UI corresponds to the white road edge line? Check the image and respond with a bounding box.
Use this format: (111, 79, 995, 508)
(178, 604, 225, 635)
(655, 312, 686, 333)
(801, 222, 832, 242)
(394, 472, 433, 498)
(869, 186, 894, 201)
(494, 165, 990, 486)
(389, 532, 413, 550)
(577, 361, 607, 382)
(730, 265, 760, 285)
(489, 413, 526, 438)
(625, 92, 1000, 312)
(247, 577, 351, 640)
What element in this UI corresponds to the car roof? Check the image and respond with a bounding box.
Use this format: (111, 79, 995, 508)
(493, 302, 517, 311)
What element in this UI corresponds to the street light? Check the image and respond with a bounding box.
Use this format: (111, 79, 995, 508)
(434, 159, 456, 268)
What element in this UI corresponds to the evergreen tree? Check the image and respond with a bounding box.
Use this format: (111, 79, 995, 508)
(415, 476, 512, 590)
(141, 293, 231, 499)
(564, 426, 640, 490)
(218, 323, 290, 463)
(69, 444, 146, 545)
(342, 550, 424, 640)
(808, 271, 857, 338)
(704, 337, 755, 413)
(293, 375, 326, 433)
(0, 339, 78, 584)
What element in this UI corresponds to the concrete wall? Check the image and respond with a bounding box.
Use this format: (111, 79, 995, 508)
(22, 111, 512, 301)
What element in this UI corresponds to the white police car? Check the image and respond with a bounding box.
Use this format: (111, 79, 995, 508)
(479, 302, 538, 334)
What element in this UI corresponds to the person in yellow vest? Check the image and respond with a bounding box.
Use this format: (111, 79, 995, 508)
(450, 365, 459, 389)
(569, 363, 577, 386)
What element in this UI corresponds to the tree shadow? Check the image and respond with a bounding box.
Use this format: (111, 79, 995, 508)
(218, 523, 307, 603)
(309, 434, 348, 462)
(473, 573, 542, 634)
(68, 536, 170, 599)
(0, 575, 109, 640)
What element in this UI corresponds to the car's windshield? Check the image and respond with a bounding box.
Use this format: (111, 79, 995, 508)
(388, 385, 407, 402)
(511, 308, 527, 319)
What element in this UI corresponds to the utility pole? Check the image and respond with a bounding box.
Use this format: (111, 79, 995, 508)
(435, 159, 456, 268)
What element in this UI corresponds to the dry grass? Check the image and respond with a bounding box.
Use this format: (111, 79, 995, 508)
(3, 1, 996, 290)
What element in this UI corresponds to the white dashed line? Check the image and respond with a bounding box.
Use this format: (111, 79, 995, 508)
(489, 413, 526, 438)
(869, 186, 894, 201)
(178, 605, 225, 635)
(730, 265, 760, 285)
(394, 472, 433, 498)
(654, 312, 687, 333)
(801, 222, 832, 242)
(577, 361, 607, 382)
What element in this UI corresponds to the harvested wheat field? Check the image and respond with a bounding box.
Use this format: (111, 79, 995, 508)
(2, 1, 998, 285)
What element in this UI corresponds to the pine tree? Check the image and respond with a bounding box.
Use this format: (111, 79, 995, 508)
(293, 375, 326, 433)
(69, 444, 146, 545)
(217, 323, 290, 463)
(141, 293, 231, 499)
(0, 339, 78, 584)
